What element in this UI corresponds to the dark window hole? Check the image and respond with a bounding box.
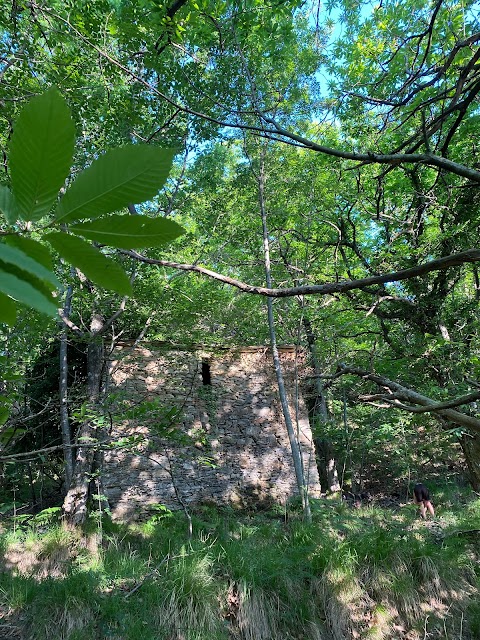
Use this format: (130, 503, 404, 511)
(202, 361, 212, 385)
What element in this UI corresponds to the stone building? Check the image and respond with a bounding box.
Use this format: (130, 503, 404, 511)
(103, 343, 320, 519)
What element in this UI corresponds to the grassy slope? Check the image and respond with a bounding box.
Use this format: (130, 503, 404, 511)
(0, 484, 479, 640)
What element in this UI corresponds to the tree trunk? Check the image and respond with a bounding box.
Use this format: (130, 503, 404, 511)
(314, 437, 341, 493)
(59, 284, 74, 489)
(303, 315, 340, 493)
(256, 148, 311, 521)
(459, 433, 480, 492)
(62, 314, 105, 526)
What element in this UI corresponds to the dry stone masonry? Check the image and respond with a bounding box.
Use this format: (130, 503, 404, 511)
(103, 344, 320, 519)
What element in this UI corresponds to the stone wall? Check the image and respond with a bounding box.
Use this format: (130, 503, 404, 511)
(103, 344, 320, 519)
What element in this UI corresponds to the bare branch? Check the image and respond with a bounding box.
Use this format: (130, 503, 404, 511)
(58, 309, 84, 337)
(96, 296, 129, 336)
(335, 364, 480, 433)
(2, 400, 53, 427)
(121, 248, 480, 298)
(0, 442, 102, 462)
(260, 115, 480, 183)
(361, 391, 480, 413)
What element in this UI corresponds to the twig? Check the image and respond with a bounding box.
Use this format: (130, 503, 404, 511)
(124, 553, 171, 599)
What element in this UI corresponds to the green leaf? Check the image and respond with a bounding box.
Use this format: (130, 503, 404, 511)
(0, 427, 26, 443)
(0, 408, 9, 427)
(0, 186, 19, 224)
(70, 214, 184, 248)
(0, 242, 59, 287)
(0, 267, 57, 316)
(9, 88, 75, 222)
(0, 261, 57, 307)
(0, 292, 17, 326)
(4, 235, 54, 270)
(55, 146, 176, 223)
(45, 232, 132, 296)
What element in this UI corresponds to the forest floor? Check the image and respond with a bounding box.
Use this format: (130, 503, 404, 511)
(0, 482, 479, 640)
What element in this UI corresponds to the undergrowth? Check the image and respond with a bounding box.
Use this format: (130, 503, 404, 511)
(0, 486, 479, 639)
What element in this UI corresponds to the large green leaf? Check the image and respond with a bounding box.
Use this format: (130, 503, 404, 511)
(0, 262, 57, 307)
(0, 242, 59, 287)
(0, 267, 57, 316)
(0, 292, 17, 326)
(55, 146, 176, 223)
(45, 232, 132, 296)
(70, 214, 184, 248)
(4, 236, 54, 270)
(9, 88, 75, 222)
(0, 186, 18, 224)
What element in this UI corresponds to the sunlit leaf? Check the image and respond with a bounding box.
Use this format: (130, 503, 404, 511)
(55, 146, 176, 223)
(0, 186, 19, 225)
(9, 88, 75, 221)
(0, 292, 17, 326)
(0, 242, 59, 287)
(0, 267, 57, 316)
(4, 236, 54, 271)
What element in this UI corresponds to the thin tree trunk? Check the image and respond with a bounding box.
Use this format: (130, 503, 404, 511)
(62, 314, 105, 526)
(59, 284, 74, 489)
(256, 148, 311, 521)
(303, 315, 340, 493)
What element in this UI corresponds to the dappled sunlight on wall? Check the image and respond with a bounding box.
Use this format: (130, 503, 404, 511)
(103, 344, 320, 520)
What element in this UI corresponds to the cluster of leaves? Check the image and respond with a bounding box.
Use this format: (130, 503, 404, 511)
(0, 87, 184, 324)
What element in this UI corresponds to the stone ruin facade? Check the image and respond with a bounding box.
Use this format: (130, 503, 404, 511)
(103, 343, 320, 519)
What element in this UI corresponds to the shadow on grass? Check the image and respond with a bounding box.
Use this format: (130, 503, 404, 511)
(0, 490, 479, 639)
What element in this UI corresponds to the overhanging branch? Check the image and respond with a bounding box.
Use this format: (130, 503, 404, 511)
(335, 364, 480, 434)
(122, 248, 480, 298)
(33, 3, 480, 185)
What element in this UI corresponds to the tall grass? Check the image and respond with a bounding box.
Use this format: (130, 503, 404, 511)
(0, 486, 479, 639)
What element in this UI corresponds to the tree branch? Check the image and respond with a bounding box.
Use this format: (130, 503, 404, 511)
(360, 390, 480, 413)
(95, 296, 129, 336)
(31, 3, 480, 185)
(121, 248, 480, 298)
(58, 309, 84, 337)
(335, 364, 480, 433)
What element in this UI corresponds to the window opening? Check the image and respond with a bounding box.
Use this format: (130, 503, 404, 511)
(201, 361, 212, 385)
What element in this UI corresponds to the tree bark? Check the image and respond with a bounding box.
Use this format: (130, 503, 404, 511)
(62, 314, 105, 527)
(303, 316, 340, 493)
(59, 283, 74, 489)
(336, 364, 480, 434)
(123, 248, 480, 299)
(256, 147, 312, 521)
(459, 433, 480, 492)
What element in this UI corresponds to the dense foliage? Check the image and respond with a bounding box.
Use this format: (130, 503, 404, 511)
(0, 1, 480, 636)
